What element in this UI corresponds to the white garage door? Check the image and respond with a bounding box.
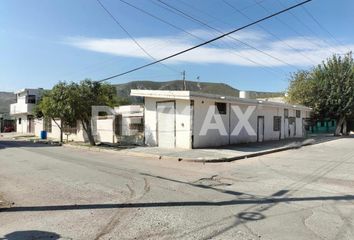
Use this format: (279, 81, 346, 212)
(157, 101, 175, 148)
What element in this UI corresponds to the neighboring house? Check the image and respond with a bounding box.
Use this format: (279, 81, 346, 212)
(34, 105, 144, 144)
(114, 105, 144, 138)
(10, 88, 44, 134)
(131, 90, 312, 149)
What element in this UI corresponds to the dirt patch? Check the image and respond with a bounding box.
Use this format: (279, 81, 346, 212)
(0, 194, 12, 209)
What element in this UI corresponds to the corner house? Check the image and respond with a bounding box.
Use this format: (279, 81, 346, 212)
(131, 90, 312, 149)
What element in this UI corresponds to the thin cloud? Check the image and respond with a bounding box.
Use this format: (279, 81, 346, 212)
(65, 30, 353, 67)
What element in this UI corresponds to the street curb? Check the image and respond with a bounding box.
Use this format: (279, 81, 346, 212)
(62, 143, 123, 153)
(63, 144, 184, 161)
(61, 138, 322, 163)
(183, 145, 300, 163)
(182, 139, 320, 163)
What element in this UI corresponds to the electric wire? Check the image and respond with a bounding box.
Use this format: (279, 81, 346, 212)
(96, 0, 180, 74)
(222, 0, 318, 65)
(97, 0, 312, 82)
(156, 0, 298, 69)
(120, 0, 286, 76)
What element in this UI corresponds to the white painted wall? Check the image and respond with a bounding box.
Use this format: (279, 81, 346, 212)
(144, 97, 192, 148)
(144, 96, 311, 149)
(144, 97, 158, 146)
(15, 115, 28, 134)
(34, 119, 87, 142)
(175, 99, 191, 149)
(96, 118, 116, 143)
(192, 97, 230, 148)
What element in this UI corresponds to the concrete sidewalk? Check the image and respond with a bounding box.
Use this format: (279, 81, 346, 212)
(8, 132, 341, 163)
(0, 132, 35, 139)
(120, 136, 339, 162)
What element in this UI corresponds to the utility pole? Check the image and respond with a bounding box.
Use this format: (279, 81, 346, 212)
(182, 70, 186, 90)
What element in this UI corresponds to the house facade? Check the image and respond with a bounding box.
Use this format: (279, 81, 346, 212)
(10, 88, 44, 134)
(131, 90, 312, 149)
(34, 105, 144, 144)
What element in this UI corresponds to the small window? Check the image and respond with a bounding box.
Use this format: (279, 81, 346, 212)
(320, 121, 325, 127)
(129, 123, 144, 132)
(18, 118, 22, 125)
(296, 110, 301, 118)
(26, 95, 36, 104)
(215, 102, 227, 115)
(331, 120, 335, 127)
(273, 116, 281, 131)
(63, 121, 77, 134)
(284, 109, 289, 118)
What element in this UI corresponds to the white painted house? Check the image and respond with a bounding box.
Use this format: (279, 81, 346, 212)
(10, 88, 44, 134)
(131, 90, 312, 149)
(34, 105, 143, 144)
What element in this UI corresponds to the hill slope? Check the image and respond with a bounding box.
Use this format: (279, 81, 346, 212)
(0, 92, 16, 113)
(114, 80, 283, 102)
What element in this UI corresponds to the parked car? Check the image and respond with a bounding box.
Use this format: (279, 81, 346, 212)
(3, 126, 15, 132)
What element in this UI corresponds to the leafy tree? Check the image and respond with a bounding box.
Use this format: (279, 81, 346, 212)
(286, 70, 317, 108)
(37, 80, 126, 145)
(35, 82, 77, 142)
(287, 53, 354, 135)
(71, 79, 123, 145)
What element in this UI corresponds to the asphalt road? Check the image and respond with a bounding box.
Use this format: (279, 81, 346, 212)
(0, 137, 354, 240)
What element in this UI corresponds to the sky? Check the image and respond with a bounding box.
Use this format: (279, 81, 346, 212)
(1, 0, 353, 92)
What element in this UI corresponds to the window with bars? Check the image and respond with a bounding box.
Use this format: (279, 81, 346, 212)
(273, 116, 281, 131)
(296, 110, 301, 118)
(26, 95, 36, 104)
(63, 121, 77, 134)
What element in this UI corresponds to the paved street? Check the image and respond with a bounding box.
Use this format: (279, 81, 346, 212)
(0, 137, 354, 240)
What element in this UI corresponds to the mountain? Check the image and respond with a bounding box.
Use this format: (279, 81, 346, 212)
(0, 81, 284, 111)
(113, 80, 283, 103)
(0, 92, 16, 113)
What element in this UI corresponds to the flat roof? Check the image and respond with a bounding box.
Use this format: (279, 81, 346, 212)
(14, 88, 44, 94)
(130, 89, 311, 111)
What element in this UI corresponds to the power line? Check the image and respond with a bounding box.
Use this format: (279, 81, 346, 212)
(161, 0, 290, 78)
(96, 0, 179, 74)
(254, 0, 334, 55)
(273, 0, 339, 54)
(97, 0, 312, 82)
(222, 0, 318, 65)
(301, 6, 348, 51)
(120, 0, 286, 76)
(156, 0, 298, 69)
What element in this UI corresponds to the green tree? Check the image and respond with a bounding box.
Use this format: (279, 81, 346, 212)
(35, 82, 77, 143)
(286, 70, 317, 108)
(71, 79, 123, 145)
(287, 53, 354, 135)
(37, 80, 125, 145)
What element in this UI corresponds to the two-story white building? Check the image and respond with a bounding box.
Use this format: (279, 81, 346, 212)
(10, 88, 44, 134)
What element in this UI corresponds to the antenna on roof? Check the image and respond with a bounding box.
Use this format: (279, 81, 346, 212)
(182, 70, 187, 90)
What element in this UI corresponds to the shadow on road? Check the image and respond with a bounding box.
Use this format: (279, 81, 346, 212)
(0, 230, 61, 240)
(0, 140, 60, 149)
(1, 194, 353, 213)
